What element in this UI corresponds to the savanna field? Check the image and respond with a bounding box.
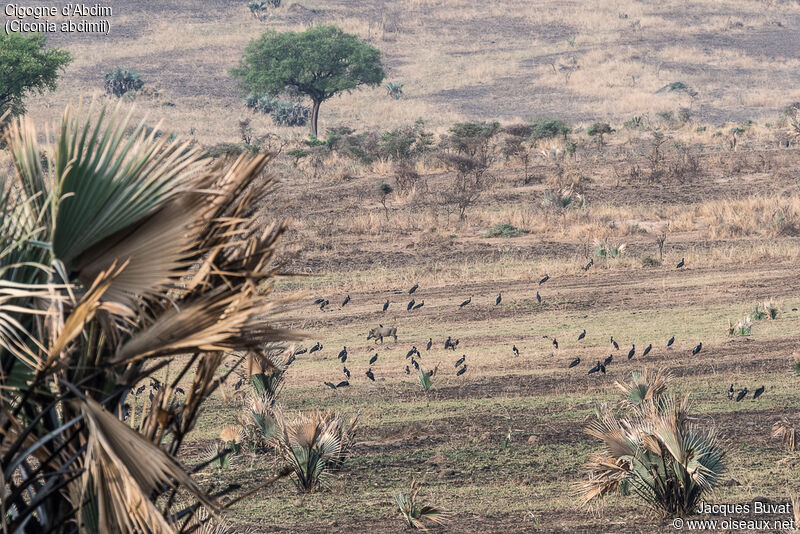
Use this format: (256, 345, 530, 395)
(5, 1, 800, 533)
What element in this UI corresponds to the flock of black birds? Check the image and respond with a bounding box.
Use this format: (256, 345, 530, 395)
(303, 259, 767, 403)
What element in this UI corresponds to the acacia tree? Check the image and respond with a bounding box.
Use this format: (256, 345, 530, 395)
(231, 25, 385, 137)
(0, 33, 71, 118)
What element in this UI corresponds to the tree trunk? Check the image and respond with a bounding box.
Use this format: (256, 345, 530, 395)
(310, 99, 321, 138)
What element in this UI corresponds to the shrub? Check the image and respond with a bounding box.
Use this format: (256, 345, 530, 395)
(437, 152, 490, 220)
(773, 418, 797, 452)
(395, 479, 449, 530)
(377, 181, 393, 219)
(273, 409, 359, 492)
(379, 121, 433, 162)
(544, 186, 585, 210)
(641, 256, 661, 267)
(442, 121, 500, 163)
(485, 223, 525, 238)
(587, 122, 613, 144)
(393, 161, 424, 192)
(247, 0, 280, 21)
(245, 93, 310, 127)
(386, 81, 404, 99)
(728, 316, 752, 336)
(593, 239, 626, 259)
(529, 118, 570, 143)
(655, 81, 697, 98)
(579, 368, 726, 517)
(104, 67, 144, 97)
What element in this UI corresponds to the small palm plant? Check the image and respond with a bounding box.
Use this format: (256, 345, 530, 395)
(772, 418, 797, 452)
(386, 81, 404, 99)
(272, 409, 358, 491)
(579, 368, 726, 517)
(419, 368, 433, 392)
(593, 238, 626, 259)
(728, 316, 752, 336)
(394, 478, 449, 530)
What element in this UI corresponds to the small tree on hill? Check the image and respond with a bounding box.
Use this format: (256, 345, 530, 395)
(377, 181, 393, 220)
(0, 33, 71, 118)
(231, 25, 385, 137)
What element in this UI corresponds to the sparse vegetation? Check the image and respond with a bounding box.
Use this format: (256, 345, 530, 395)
(485, 223, 525, 238)
(104, 67, 145, 97)
(395, 479, 449, 530)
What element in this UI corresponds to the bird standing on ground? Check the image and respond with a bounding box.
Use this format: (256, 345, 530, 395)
(320, 299, 329, 310)
(627, 345, 636, 360)
(336, 380, 350, 388)
(753, 385, 765, 400)
(342, 295, 350, 307)
(310, 342, 322, 354)
(410, 357, 419, 370)
(136, 385, 146, 395)
(676, 258, 685, 269)
(409, 283, 419, 294)
(455, 354, 466, 368)
(383, 299, 389, 312)
(496, 293, 502, 305)
(456, 365, 467, 376)
(337, 346, 347, 361)
(536, 291, 542, 304)
(667, 336, 675, 348)
(735, 387, 748, 402)
(578, 329, 586, 341)
(369, 353, 378, 365)
(603, 355, 613, 366)
(642, 344, 652, 357)
(583, 259, 593, 271)
(366, 369, 375, 381)
(426, 338, 432, 351)
(512, 345, 519, 357)
(552, 338, 558, 349)
(343, 366, 350, 379)
(568, 357, 581, 368)
(413, 300, 424, 310)
(692, 342, 703, 355)
(539, 274, 549, 285)
(611, 337, 619, 350)
(324, 381, 337, 390)
(405, 347, 418, 358)
(727, 384, 734, 400)
(407, 299, 415, 311)
(459, 297, 472, 308)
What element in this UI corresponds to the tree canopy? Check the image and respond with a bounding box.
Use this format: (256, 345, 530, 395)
(0, 33, 72, 118)
(231, 25, 385, 137)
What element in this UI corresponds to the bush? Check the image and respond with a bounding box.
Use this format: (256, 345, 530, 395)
(579, 369, 726, 516)
(529, 118, 570, 143)
(437, 152, 490, 220)
(544, 186, 584, 210)
(386, 81, 404, 99)
(379, 121, 433, 162)
(484, 223, 526, 238)
(587, 122, 613, 144)
(104, 67, 144, 97)
(393, 161, 424, 192)
(245, 93, 310, 127)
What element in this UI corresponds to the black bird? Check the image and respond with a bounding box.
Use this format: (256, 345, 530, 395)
(552, 338, 558, 349)
(405, 365, 410, 375)
(642, 344, 652, 357)
(456, 365, 467, 376)
(320, 299, 329, 310)
(588, 361, 605, 375)
(676, 257, 685, 269)
(149, 391, 154, 402)
(411, 357, 419, 370)
(627, 345, 635, 360)
(512, 345, 519, 357)
(753, 385, 765, 400)
(455, 354, 466, 367)
(727, 384, 734, 400)
(611, 337, 619, 350)
(310, 342, 322, 354)
(366, 369, 375, 381)
(578, 329, 586, 341)
(583, 259, 593, 271)
(667, 336, 675, 348)
(406, 347, 417, 358)
(495, 292, 502, 305)
(383, 299, 390, 312)
(136, 385, 146, 395)
(337, 346, 348, 361)
(603, 354, 613, 366)
(409, 283, 419, 294)
(286, 355, 296, 366)
(444, 336, 452, 350)
(451, 339, 459, 350)
(294, 347, 308, 356)
(536, 291, 542, 304)
(735, 387, 748, 402)
(313, 297, 325, 305)
(424, 369, 434, 378)
(369, 353, 378, 365)
(336, 380, 350, 388)
(459, 297, 472, 308)
(234, 378, 243, 391)
(539, 274, 549, 285)
(407, 299, 415, 311)
(692, 342, 702, 356)
(413, 300, 424, 310)
(175, 387, 185, 395)
(150, 379, 161, 390)
(343, 366, 350, 379)
(568, 357, 581, 369)
(324, 381, 337, 390)
(426, 338, 432, 351)
(342, 295, 350, 307)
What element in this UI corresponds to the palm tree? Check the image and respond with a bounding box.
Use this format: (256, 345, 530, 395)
(578, 368, 726, 517)
(0, 103, 296, 532)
